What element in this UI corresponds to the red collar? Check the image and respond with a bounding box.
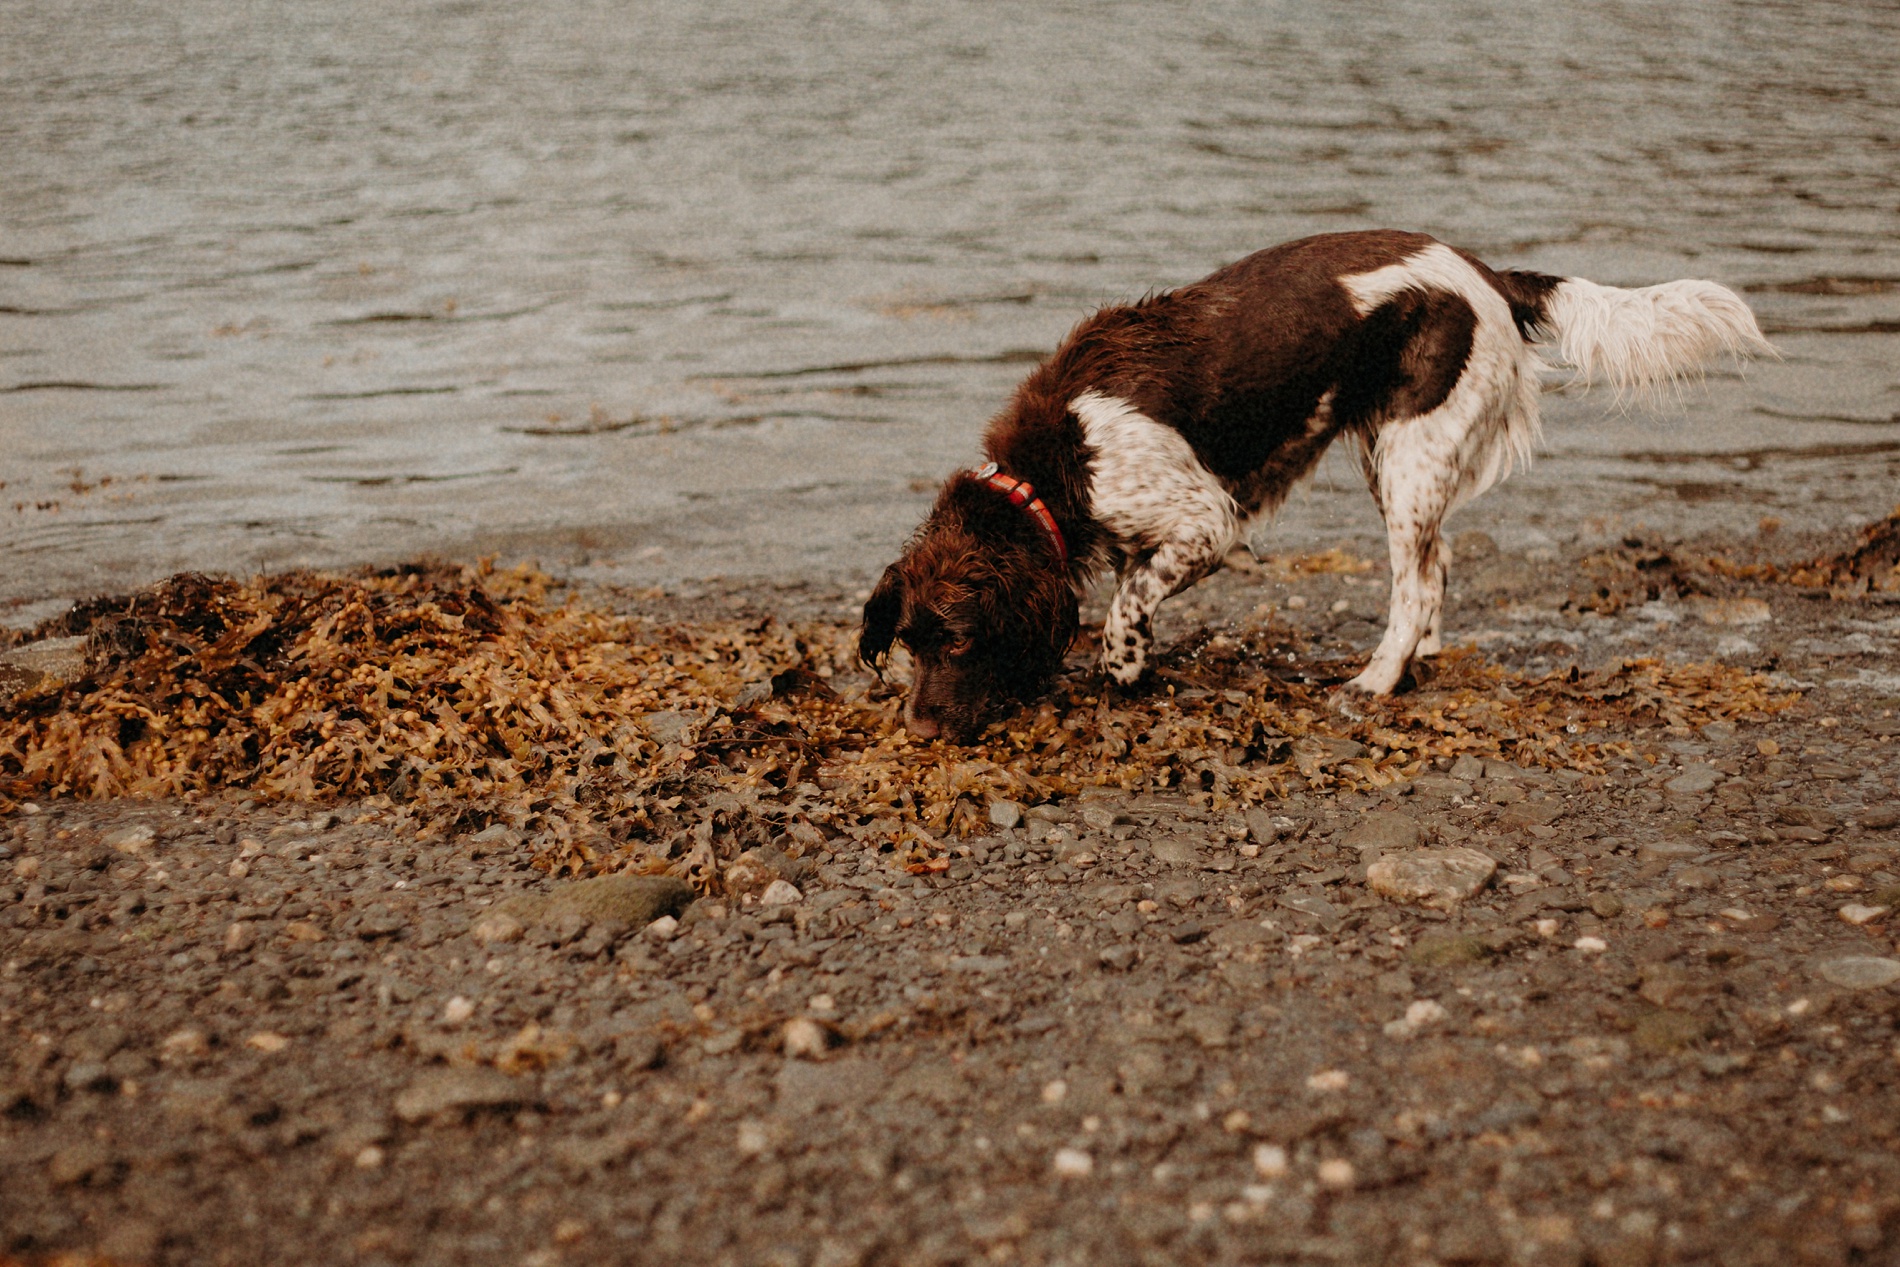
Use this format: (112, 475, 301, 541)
(973, 462, 1068, 567)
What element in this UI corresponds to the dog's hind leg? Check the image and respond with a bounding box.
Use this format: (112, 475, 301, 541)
(1343, 419, 1461, 698)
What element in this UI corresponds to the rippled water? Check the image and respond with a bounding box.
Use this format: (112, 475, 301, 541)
(3, 0, 1897, 609)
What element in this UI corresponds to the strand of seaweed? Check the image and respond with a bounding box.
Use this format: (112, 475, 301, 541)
(0, 564, 1797, 882)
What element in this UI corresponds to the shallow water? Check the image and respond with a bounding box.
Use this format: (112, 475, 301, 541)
(3, 0, 1897, 611)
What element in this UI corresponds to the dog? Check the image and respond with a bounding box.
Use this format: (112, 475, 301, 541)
(859, 229, 1770, 742)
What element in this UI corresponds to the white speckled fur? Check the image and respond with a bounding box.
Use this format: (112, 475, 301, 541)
(1032, 242, 1765, 700)
(1335, 244, 1546, 693)
(1072, 389, 1243, 684)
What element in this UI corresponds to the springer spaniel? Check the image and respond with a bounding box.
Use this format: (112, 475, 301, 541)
(859, 230, 1770, 741)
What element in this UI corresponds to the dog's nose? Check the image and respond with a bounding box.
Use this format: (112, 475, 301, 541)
(904, 710, 940, 739)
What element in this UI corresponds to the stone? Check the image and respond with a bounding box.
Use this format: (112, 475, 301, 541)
(0, 635, 89, 705)
(988, 799, 1024, 830)
(1149, 839, 1202, 867)
(1637, 839, 1701, 862)
(1496, 800, 1564, 830)
(106, 825, 156, 855)
(470, 912, 526, 945)
(1382, 999, 1448, 1039)
(1276, 891, 1341, 927)
(1838, 904, 1889, 926)
(760, 879, 803, 907)
(495, 875, 693, 940)
(1244, 809, 1280, 845)
(1690, 597, 1771, 626)
(1340, 812, 1422, 857)
(1666, 764, 1722, 796)
(1052, 1147, 1093, 1178)
(1317, 1158, 1356, 1189)
(1243, 1142, 1291, 1184)
(782, 1017, 828, 1059)
(1446, 753, 1485, 781)
(1813, 956, 1900, 991)
(393, 1067, 525, 1123)
(1098, 944, 1139, 971)
(1367, 848, 1497, 908)
(1589, 893, 1625, 918)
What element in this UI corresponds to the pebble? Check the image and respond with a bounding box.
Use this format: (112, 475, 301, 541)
(1316, 1158, 1356, 1189)
(1098, 944, 1139, 971)
(245, 1032, 289, 1053)
(1340, 812, 1423, 857)
(107, 825, 157, 855)
(442, 995, 476, 1025)
(988, 799, 1024, 829)
(1382, 999, 1448, 1038)
(393, 1066, 524, 1123)
(470, 912, 526, 945)
(760, 879, 804, 907)
(1813, 956, 1900, 991)
(1052, 1147, 1093, 1178)
(1574, 935, 1609, 953)
(1838, 904, 1890, 926)
(1637, 839, 1702, 862)
(645, 914, 680, 941)
(782, 1017, 827, 1059)
(0, 635, 89, 705)
(1252, 1143, 1290, 1179)
(1148, 839, 1202, 867)
(1665, 764, 1722, 796)
(1306, 1069, 1351, 1093)
(1366, 848, 1497, 908)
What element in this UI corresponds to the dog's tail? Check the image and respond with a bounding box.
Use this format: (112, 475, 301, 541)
(1495, 269, 1775, 400)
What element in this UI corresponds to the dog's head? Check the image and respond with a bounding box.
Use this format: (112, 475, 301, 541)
(858, 475, 1077, 743)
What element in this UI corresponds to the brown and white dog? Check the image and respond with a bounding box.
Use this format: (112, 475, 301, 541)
(859, 229, 1770, 742)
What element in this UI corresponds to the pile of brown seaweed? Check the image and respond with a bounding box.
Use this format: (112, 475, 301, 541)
(0, 562, 1795, 881)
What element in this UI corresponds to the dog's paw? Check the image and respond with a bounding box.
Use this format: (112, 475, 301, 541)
(1328, 683, 1375, 720)
(1101, 653, 1148, 687)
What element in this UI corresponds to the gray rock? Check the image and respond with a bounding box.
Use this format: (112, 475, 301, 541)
(0, 635, 89, 705)
(1277, 891, 1341, 927)
(1340, 812, 1423, 858)
(1666, 764, 1722, 796)
(394, 1067, 525, 1123)
(1366, 848, 1497, 908)
(494, 874, 694, 939)
(1244, 809, 1280, 845)
(1637, 839, 1702, 862)
(1813, 956, 1900, 991)
(1448, 754, 1487, 781)
(988, 799, 1024, 830)
(1149, 839, 1202, 868)
(1098, 944, 1139, 971)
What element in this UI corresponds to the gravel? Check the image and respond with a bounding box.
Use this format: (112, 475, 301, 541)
(6, 554, 1900, 1265)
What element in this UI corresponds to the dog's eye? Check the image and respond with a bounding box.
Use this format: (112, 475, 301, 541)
(945, 637, 973, 658)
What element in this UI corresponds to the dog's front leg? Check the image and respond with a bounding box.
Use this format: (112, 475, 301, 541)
(1101, 539, 1225, 684)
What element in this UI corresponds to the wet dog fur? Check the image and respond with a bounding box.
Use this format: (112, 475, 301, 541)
(860, 229, 1769, 742)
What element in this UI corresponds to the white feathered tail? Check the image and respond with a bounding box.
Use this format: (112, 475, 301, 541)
(1533, 275, 1775, 399)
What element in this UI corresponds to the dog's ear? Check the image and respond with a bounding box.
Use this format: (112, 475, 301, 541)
(858, 563, 905, 671)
